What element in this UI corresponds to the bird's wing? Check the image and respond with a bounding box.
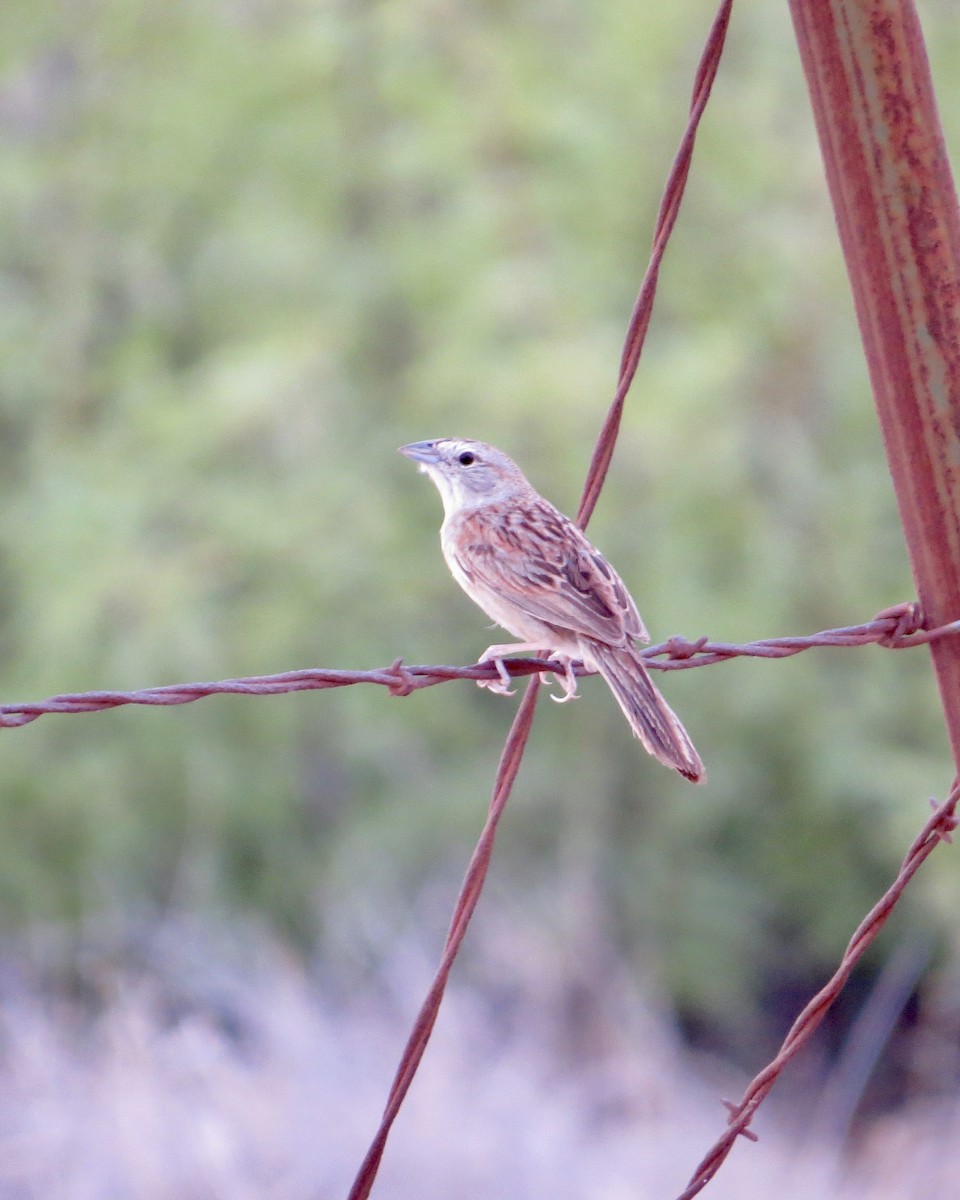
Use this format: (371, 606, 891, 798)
(449, 500, 648, 646)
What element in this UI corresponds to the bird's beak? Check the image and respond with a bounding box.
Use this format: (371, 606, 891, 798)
(398, 440, 442, 465)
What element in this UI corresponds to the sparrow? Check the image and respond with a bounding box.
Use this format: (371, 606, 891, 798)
(399, 437, 704, 783)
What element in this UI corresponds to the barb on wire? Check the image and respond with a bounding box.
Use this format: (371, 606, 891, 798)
(676, 780, 960, 1200)
(2, 603, 957, 730)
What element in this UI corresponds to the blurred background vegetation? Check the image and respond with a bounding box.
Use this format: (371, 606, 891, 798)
(2, 0, 960, 1153)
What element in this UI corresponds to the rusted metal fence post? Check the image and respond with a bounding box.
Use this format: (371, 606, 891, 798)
(788, 0, 960, 768)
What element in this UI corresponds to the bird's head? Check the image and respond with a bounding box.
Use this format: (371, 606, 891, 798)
(398, 438, 528, 515)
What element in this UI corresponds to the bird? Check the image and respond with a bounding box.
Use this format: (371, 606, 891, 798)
(399, 437, 704, 783)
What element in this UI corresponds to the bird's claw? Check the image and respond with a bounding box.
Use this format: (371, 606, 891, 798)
(547, 655, 579, 704)
(478, 680, 517, 696)
(477, 656, 516, 696)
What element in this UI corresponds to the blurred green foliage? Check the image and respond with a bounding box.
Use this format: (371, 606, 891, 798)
(1, 0, 959, 1057)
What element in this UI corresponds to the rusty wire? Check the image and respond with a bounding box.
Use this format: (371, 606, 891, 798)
(575, 0, 732, 530)
(347, 677, 542, 1197)
(2, 604, 958, 729)
(676, 781, 960, 1200)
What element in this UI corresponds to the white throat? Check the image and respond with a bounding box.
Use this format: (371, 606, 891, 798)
(419, 463, 470, 519)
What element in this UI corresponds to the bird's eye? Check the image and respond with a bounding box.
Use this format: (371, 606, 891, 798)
(457, 451, 476, 466)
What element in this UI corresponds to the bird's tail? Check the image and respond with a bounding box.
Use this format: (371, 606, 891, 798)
(583, 638, 705, 783)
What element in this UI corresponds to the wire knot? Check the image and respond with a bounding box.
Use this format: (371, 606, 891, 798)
(928, 795, 959, 843)
(386, 658, 416, 697)
(663, 634, 710, 660)
(720, 1099, 759, 1141)
(873, 600, 924, 643)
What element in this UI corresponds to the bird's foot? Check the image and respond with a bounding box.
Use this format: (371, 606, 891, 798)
(476, 642, 547, 697)
(547, 655, 580, 703)
(476, 656, 516, 696)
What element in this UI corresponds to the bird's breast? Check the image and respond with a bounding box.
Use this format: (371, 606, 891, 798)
(440, 513, 547, 642)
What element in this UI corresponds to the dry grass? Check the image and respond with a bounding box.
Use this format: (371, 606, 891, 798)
(0, 914, 955, 1200)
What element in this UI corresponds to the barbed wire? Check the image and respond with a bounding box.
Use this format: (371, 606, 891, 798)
(2, 605, 956, 730)
(677, 780, 960, 1199)
(347, 674, 542, 1198)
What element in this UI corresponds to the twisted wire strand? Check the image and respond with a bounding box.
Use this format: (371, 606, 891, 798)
(2, 604, 955, 729)
(676, 782, 960, 1199)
